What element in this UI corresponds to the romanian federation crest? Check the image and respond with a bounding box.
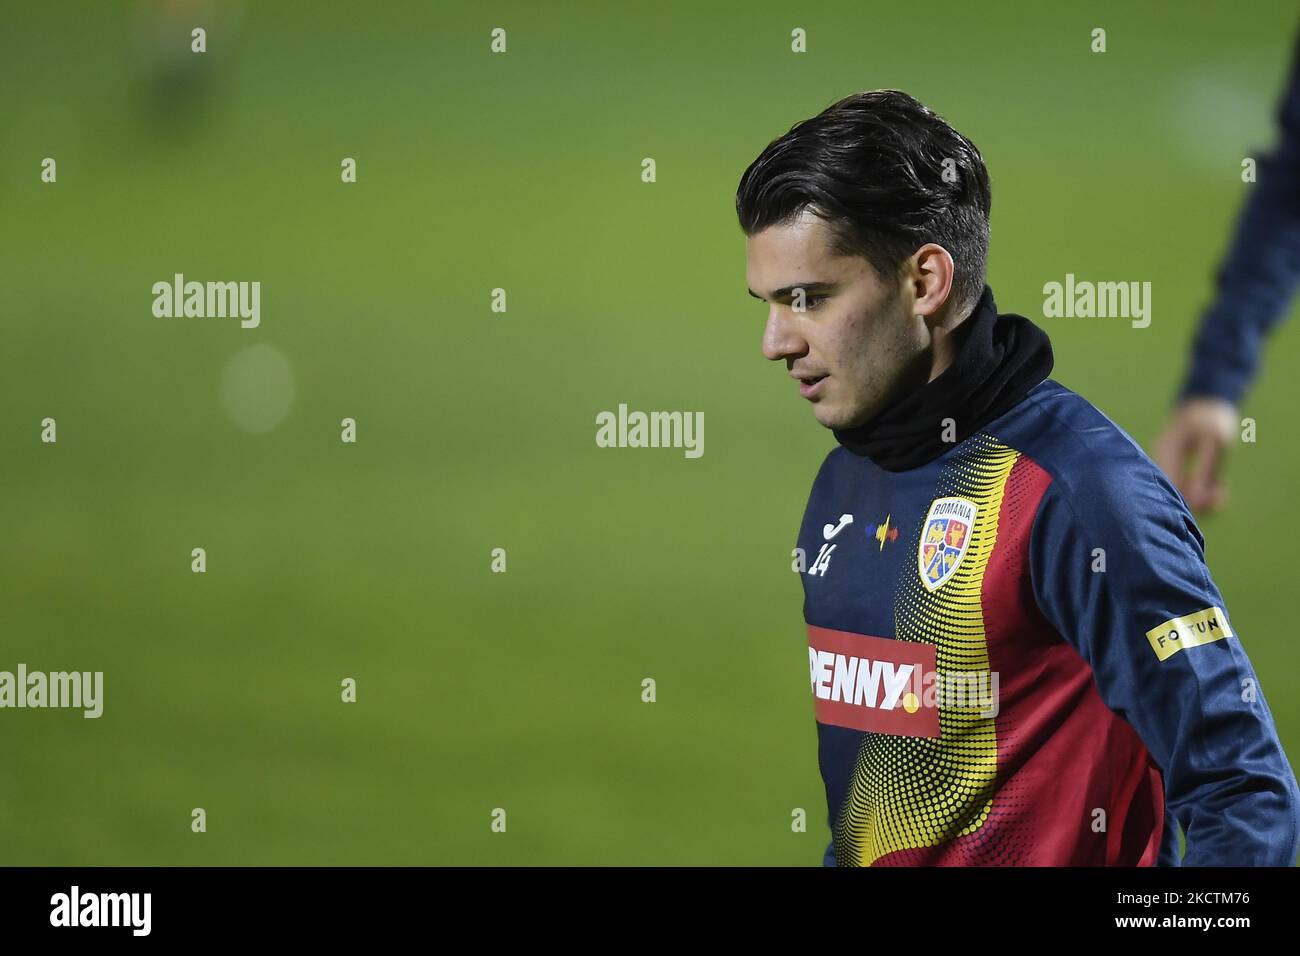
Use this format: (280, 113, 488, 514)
(918, 497, 977, 591)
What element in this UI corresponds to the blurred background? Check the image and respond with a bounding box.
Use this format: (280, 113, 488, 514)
(1, 0, 1297, 865)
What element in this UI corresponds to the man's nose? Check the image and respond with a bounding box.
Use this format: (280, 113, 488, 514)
(762, 307, 808, 362)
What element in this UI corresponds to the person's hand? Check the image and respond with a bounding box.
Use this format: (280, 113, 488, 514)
(1153, 397, 1239, 514)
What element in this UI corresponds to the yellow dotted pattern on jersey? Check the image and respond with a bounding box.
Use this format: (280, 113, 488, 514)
(835, 435, 1020, 866)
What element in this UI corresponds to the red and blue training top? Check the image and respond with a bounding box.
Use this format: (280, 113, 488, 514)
(801, 375, 1300, 866)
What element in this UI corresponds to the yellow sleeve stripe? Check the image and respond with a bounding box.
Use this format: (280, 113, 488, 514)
(1145, 606, 1233, 662)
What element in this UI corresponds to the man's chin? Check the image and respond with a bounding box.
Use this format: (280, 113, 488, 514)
(814, 402, 878, 432)
(812, 404, 850, 430)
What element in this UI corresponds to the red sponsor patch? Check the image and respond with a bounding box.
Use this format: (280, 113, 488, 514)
(807, 624, 940, 738)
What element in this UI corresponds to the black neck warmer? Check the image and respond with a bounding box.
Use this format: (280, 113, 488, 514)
(832, 285, 1054, 471)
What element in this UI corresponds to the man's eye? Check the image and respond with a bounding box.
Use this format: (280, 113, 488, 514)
(795, 295, 827, 310)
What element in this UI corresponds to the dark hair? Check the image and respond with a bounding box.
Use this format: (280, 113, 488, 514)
(735, 89, 992, 315)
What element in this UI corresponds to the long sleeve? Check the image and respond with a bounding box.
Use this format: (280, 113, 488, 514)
(1028, 459, 1300, 865)
(1179, 30, 1300, 405)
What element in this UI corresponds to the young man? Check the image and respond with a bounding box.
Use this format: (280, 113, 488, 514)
(737, 90, 1300, 866)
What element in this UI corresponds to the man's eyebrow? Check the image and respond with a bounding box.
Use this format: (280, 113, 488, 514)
(747, 282, 835, 300)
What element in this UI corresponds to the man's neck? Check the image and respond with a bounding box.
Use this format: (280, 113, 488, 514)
(926, 303, 976, 382)
(830, 284, 1056, 472)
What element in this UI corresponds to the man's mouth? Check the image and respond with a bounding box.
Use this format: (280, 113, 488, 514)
(795, 373, 828, 399)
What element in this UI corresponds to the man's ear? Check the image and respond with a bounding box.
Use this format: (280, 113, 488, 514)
(908, 243, 956, 328)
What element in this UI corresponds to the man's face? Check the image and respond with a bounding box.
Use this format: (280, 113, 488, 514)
(746, 210, 930, 430)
